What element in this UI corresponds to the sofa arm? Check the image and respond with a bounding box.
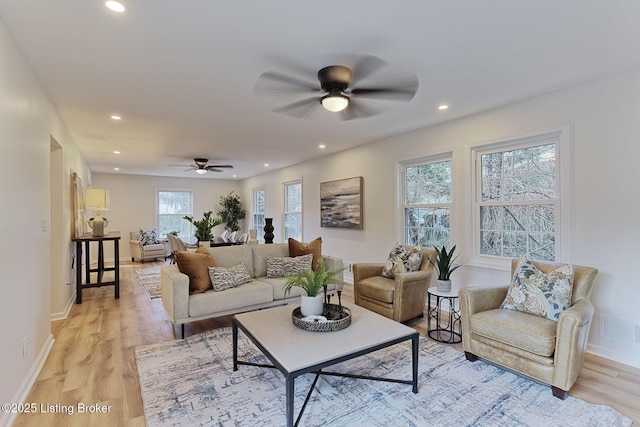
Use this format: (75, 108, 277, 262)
(129, 240, 143, 259)
(552, 298, 595, 391)
(353, 263, 385, 283)
(160, 265, 190, 323)
(459, 286, 509, 316)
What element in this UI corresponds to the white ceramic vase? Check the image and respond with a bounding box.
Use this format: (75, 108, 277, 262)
(437, 279, 452, 292)
(300, 294, 324, 317)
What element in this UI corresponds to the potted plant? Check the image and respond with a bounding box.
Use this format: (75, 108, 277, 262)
(283, 257, 346, 317)
(217, 191, 246, 232)
(183, 211, 223, 243)
(431, 245, 461, 292)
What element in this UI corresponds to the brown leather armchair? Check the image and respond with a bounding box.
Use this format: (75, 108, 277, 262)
(353, 247, 437, 322)
(459, 259, 598, 399)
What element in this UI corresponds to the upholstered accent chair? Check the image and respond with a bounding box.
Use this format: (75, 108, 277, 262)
(353, 247, 437, 322)
(129, 231, 167, 263)
(459, 259, 598, 400)
(167, 234, 197, 264)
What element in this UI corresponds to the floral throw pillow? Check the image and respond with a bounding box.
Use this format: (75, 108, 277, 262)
(500, 256, 574, 322)
(208, 264, 252, 292)
(381, 243, 423, 279)
(266, 254, 313, 278)
(139, 229, 159, 246)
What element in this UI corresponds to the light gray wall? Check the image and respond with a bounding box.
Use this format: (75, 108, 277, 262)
(242, 68, 640, 368)
(0, 18, 90, 422)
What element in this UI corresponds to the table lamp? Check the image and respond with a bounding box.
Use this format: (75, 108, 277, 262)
(86, 188, 110, 236)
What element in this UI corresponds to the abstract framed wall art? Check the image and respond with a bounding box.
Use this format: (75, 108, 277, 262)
(320, 176, 363, 229)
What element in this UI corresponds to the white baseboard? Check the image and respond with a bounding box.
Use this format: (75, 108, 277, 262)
(50, 291, 76, 322)
(587, 343, 640, 370)
(1, 334, 55, 427)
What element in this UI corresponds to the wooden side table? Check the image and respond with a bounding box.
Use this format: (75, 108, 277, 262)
(427, 287, 461, 343)
(72, 231, 121, 304)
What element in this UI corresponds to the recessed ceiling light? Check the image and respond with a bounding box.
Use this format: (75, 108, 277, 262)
(318, 144, 326, 149)
(438, 104, 449, 110)
(114, 167, 120, 171)
(264, 163, 269, 167)
(113, 150, 120, 154)
(232, 174, 237, 178)
(111, 115, 122, 120)
(105, 1, 126, 13)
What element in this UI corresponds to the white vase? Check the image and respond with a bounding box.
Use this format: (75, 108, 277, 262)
(300, 294, 324, 317)
(437, 279, 452, 292)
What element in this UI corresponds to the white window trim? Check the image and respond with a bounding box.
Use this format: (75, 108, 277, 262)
(155, 187, 194, 239)
(398, 151, 455, 248)
(468, 123, 572, 271)
(251, 186, 266, 231)
(282, 177, 303, 241)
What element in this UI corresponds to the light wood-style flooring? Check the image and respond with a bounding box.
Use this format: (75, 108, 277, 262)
(13, 259, 640, 426)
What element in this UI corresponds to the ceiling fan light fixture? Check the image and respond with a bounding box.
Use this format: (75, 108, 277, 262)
(321, 92, 349, 112)
(195, 168, 207, 175)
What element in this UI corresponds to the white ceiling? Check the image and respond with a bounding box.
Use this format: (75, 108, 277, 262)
(1, 1, 639, 179)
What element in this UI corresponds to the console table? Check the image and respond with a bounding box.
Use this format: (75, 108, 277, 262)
(72, 231, 120, 304)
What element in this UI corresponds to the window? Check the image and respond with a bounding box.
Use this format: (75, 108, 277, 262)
(473, 125, 571, 264)
(283, 179, 302, 241)
(156, 189, 193, 239)
(402, 157, 452, 248)
(252, 187, 265, 231)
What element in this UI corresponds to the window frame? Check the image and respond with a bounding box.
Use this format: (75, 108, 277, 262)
(251, 186, 266, 232)
(283, 178, 303, 241)
(469, 124, 572, 270)
(155, 188, 194, 240)
(400, 153, 454, 249)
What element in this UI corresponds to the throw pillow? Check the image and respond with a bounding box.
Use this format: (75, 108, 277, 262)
(380, 243, 423, 279)
(266, 253, 313, 278)
(208, 264, 252, 291)
(175, 250, 217, 294)
(500, 256, 574, 322)
(139, 229, 159, 246)
(288, 237, 322, 270)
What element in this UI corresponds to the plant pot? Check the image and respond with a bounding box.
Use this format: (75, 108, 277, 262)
(300, 294, 324, 317)
(437, 279, 452, 292)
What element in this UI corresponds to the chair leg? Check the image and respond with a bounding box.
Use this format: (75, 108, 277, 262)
(551, 386, 568, 400)
(464, 351, 478, 362)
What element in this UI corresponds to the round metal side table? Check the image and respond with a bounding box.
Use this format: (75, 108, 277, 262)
(427, 287, 462, 343)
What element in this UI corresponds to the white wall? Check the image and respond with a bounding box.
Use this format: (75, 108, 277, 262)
(91, 173, 242, 260)
(242, 69, 640, 368)
(0, 18, 90, 423)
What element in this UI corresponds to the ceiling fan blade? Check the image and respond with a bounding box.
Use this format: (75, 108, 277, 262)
(273, 97, 321, 119)
(255, 71, 320, 94)
(350, 54, 389, 84)
(351, 72, 419, 102)
(207, 165, 233, 170)
(341, 98, 388, 121)
(167, 164, 193, 167)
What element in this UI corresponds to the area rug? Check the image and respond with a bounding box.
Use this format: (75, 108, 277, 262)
(135, 266, 161, 299)
(135, 328, 631, 427)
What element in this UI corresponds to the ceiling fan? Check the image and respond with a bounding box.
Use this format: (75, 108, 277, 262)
(254, 54, 419, 120)
(168, 158, 234, 174)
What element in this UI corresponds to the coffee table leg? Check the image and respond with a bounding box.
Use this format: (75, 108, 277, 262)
(232, 321, 238, 371)
(412, 334, 419, 393)
(286, 376, 294, 427)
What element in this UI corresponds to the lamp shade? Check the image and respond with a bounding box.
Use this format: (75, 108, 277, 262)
(86, 188, 110, 210)
(321, 93, 349, 112)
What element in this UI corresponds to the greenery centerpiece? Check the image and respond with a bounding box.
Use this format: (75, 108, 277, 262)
(431, 245, 460, 292)
(183, 211, 223, 242)
(283, 257, 347, 317)
(217, 191, 246, 232)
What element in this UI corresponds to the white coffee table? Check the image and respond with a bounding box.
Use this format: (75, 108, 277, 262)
(232, 303, 419, 427)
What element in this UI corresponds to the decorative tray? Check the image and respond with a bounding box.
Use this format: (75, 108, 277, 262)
(292, 303, 351, 332)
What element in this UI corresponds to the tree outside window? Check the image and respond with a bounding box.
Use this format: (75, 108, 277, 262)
(157, 189, 193, 239)
(284, 180, 302, 241)
(252, 187, 265, 231)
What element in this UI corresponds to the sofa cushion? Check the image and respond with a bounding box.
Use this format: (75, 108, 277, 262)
(266, 253, 313, 278)
(175, 250, 217, 294)
(289, 237, 322, 270)
(208, 264, 252, 291)
(381, 243, 423, 279)
(139, 229, 159, 245)
(470, 308, 557, 357)
(188, 280, 273, 317)
(501, 256, 574, 321)
(207, 245, 255, 277)
(252, 243, 290, 278)
(356, 275, 395, 304)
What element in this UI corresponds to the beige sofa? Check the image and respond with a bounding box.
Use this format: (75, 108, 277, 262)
(161, 243, 344, 337)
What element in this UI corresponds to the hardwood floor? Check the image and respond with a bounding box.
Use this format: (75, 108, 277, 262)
(13, 259, 640, 426)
